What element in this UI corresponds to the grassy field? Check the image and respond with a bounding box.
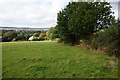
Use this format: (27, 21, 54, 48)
(0, 43, 2, 79)
(2, 41, 118, 78)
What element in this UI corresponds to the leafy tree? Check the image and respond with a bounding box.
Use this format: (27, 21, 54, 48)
(56, 2, 114, 45)
(24, 34, 31, 41)
(33, 33, 39, 37)
(2, 31, 17, 42)
(46, 27, 58, 40)
(39, 33, 46, 40)
(17, 33, 26, 40)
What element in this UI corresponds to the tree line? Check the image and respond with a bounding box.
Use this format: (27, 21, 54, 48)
(1, 30, 47, 42)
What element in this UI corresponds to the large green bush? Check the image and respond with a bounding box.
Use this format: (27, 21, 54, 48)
(56, 2, 114, 45)
(90, 22, 119, 58)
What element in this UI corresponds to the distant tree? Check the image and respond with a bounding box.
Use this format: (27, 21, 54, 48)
(24, 34, 31, 41)
(46, 27, 58, 40)
(33, 33, 39, 37)
(17, 33, 26, 40)
(56, 2, 114, 45)
(39, 33, 46, 40)
(2, 31, 17, 42)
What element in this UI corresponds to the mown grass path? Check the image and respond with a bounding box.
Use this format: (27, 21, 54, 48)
(2, 41, 118, 78)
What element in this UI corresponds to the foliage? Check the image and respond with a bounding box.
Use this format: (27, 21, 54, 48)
(2, 31, 17, 42)
(56, 2, 114, 45)
(39, 33, 46, 40)
(46, 27, 58, 40)
(90, 21, 119, 57)
(17, 33, 26, 41)
(1, 30, 47, 42)
(33, 33, 39, 37)
(80, 40, 87, 43)
(24, 34, 31, 41)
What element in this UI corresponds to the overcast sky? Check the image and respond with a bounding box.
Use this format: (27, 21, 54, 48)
(0, 0, 119, 28)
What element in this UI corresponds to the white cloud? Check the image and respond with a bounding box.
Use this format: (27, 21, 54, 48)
(0, 0, 70, 28)
(0, 0, 118, 28)
(110, 2, 118, 19)
(107, 0, 119, 2)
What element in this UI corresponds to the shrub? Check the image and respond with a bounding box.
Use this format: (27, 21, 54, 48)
(80, 40, 87, 43)
(89, 23, 119, 58)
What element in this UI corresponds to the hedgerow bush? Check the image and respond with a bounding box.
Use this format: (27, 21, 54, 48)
(90, 23, 119, 58)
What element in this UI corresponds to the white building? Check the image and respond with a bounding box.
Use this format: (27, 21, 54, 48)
(28, 36, 35, 41)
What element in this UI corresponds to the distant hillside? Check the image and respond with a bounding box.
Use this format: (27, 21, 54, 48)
(0, 26, 49, 30)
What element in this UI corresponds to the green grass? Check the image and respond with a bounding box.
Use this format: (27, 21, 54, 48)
(0, 43, 2, 79)
(2, 41, 118, 78)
